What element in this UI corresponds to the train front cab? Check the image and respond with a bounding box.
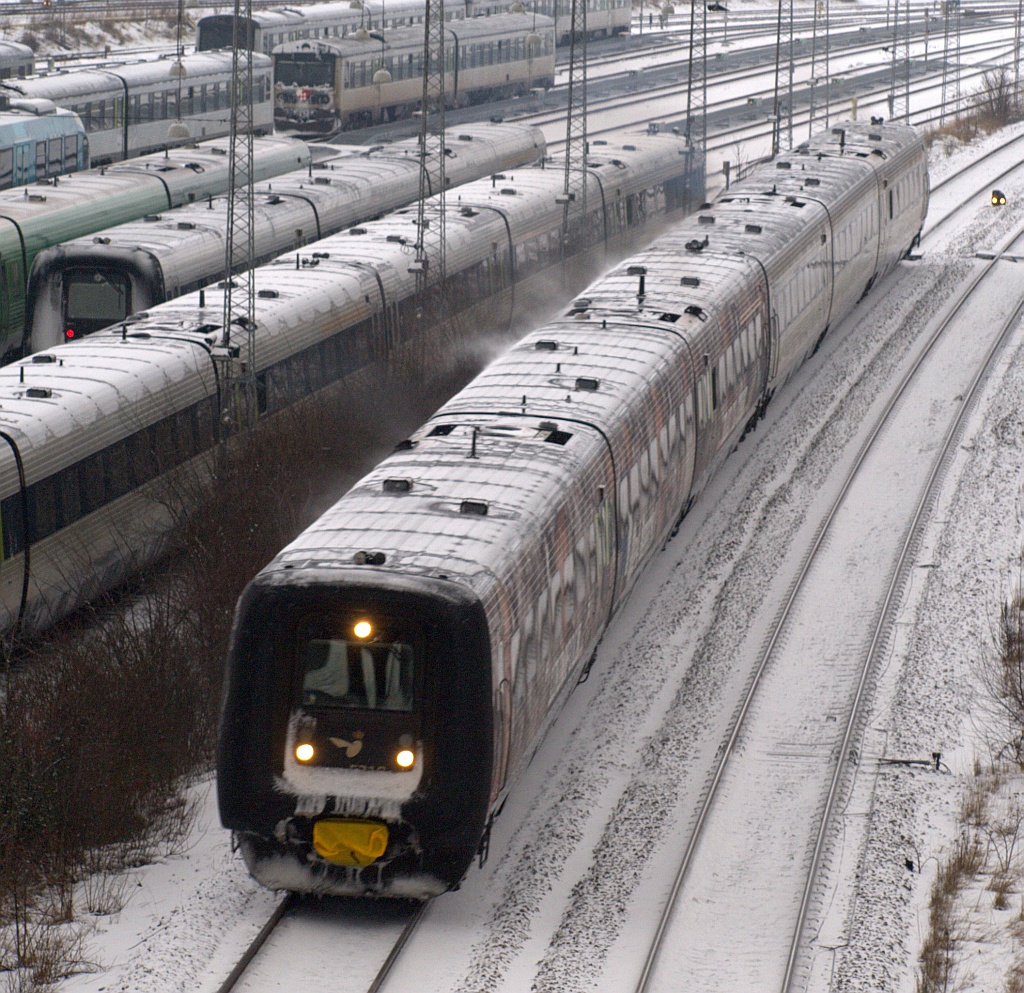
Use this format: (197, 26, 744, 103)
(217, 568, 493, 897)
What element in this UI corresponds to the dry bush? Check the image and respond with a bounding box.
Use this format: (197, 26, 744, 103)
(982, 590, 1024, 763)
(992, 873, 1015, 910)
(918, 832, 983, 992)
(962, 774, 992, 827)
(970, 67, 1023, 131)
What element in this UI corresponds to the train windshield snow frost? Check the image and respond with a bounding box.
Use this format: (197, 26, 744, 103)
(216, 121, 929, 899)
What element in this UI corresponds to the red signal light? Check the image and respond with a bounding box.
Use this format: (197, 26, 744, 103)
(64, 328, 75, 340)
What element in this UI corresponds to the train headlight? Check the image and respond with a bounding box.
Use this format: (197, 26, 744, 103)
(992, 190, 1007, 206)
(354, 620, 372, 639)
(395, 749, 415, 769)
(296, 743, 315, 762)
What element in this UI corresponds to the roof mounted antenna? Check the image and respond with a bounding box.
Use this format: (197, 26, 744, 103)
(628, 264, 647, 307)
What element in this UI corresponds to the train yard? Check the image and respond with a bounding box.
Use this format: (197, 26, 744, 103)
(50, 120, 1024, 993)
(5, 2, 1024, 993)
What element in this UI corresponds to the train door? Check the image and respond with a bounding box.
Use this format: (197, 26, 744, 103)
(13, 143, 29, 187)
(768, 312, 779, 379)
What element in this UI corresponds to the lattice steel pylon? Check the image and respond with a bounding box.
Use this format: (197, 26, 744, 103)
(808, 0, 828, 138)
(771, 0, 784, 156)
(561, 0, 587, 249)
(413, 0, 447, 322)
(684, 0, 706, 188)
(887, 0, 911, 123)
(1014, 0, 1022, 112)
(940, 0, 961, 124)
(219, 0, 258, 432)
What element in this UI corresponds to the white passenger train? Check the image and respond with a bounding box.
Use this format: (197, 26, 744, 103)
(216, 121, 929, 899)
(0, 51, 274, 165)
(196, 0, 628, 53)
(27, 121, 546, 352)
(0, 42, 34, 81)
(274, 13, 555, 128)
(0, 129, 695, 636)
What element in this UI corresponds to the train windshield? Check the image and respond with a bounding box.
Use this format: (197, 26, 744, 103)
(64, 268, 130, 337)
(275, 56, 333, 88)
(302, 637, 414, 711)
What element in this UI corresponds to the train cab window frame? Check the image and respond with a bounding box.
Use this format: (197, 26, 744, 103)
(63, 268, 132, 339)
(297, 620, 418, 713)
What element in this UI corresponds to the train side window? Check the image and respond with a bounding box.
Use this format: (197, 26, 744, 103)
(103, 440, 131, 502)
(35, 142, 45, 174)
(55, 465, 80, 529)
(1, 492, 24, 558)
(28, 479, 56, 543)
(126, 427, 157, 487)
(175, 409, 195, 461)
(63, 135, 77, 171)
(47, 138, 61, 175)
(80, 454, 105, 515)
(0, 148, 12, 189)
(711, 364, 719, 410)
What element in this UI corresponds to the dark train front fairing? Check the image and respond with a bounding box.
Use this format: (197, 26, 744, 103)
(217, 569, 492, 897)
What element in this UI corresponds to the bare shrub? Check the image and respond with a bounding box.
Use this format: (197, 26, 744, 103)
(962, 774, 992, 827)
(79, 871, 130, 918)
(970, 67, 1023, 130)
(918, 832, 983, 992)
(983, 589, 1024, 762)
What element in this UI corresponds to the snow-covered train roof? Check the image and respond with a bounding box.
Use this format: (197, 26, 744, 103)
(0, 335, 217, 493)
(254, 119, 925, 587)
(0, 51, 272, 105)
(0, 128, 685, 500)
(273, 10, 554, 55)
(31, 121, 544, 272)
(0, 134, 308, 233)
(64, 127, 685, 363)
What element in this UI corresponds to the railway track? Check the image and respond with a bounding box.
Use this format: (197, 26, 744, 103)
(922, 129, 1024, 240)
(212, 894, 425, 993)
(630, 204, 1024, 993)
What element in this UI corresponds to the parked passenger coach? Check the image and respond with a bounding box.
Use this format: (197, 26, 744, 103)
(26, 121, 546, 352)
(217, 120, 929, 899)
(273, 13, 556, 129)
(0, 51, 275, 164)
(196, 0, 627, 53)
(0, 133, 309, 360)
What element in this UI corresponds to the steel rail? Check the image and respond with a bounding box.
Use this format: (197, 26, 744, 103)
(211, 892, 424, 993)
(213, 893, 296, 993)
(634, 199, 1024, 993)
(780, 225, 1024, 993)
